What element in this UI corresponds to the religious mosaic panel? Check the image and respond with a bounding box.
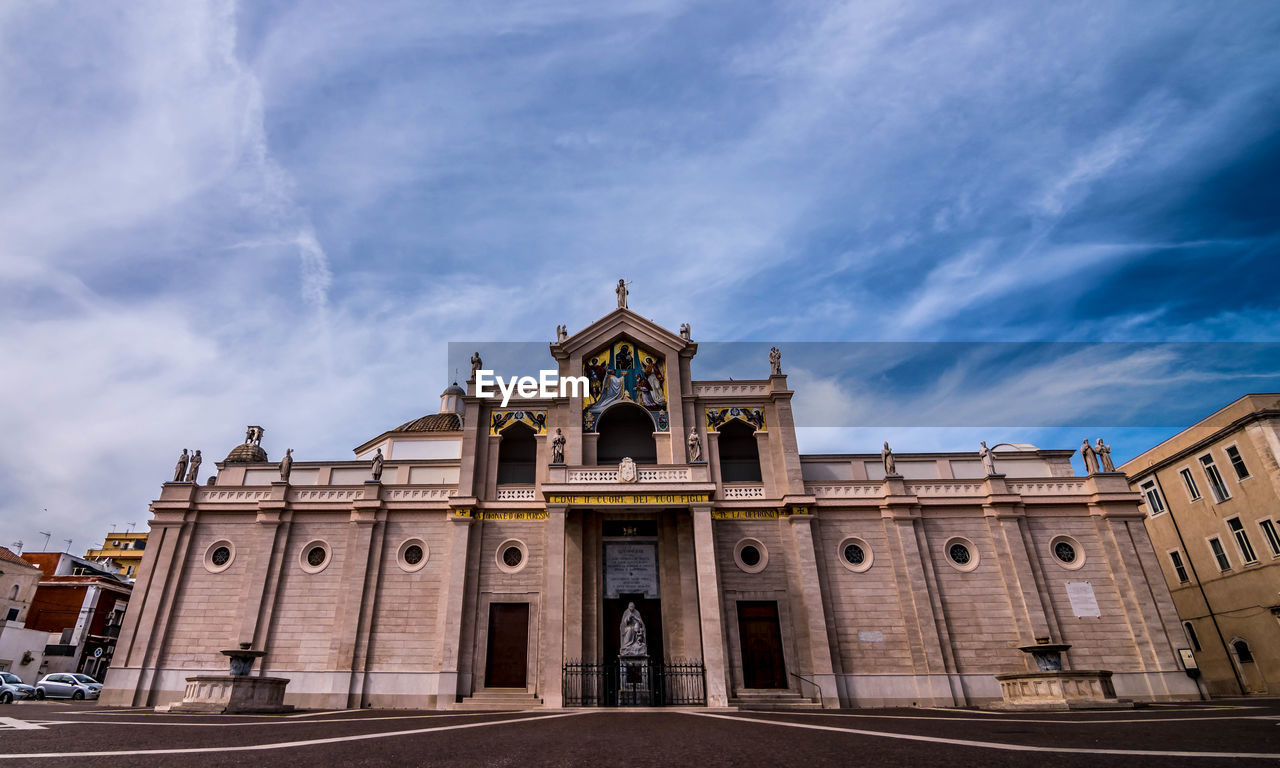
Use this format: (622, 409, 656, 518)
(489, 409, 548, 435)
(582, 340, 668, 432)
(705, 407, 766, 432)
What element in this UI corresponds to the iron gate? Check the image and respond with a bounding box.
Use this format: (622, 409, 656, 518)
(563, 659, 706, 707)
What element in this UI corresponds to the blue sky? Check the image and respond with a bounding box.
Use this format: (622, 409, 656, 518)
(1, 1, 1278, 552)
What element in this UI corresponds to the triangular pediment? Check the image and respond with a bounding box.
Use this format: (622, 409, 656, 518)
(554, 307, 691, 358)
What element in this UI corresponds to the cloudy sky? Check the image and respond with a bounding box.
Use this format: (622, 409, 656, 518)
(2, 1, 1278, 554)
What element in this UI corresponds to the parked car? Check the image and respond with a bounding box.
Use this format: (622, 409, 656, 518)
(1, 672, 37, 703)
(34, 673, 102, 700)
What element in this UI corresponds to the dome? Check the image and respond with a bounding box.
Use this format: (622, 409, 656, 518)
(224, 443, 269, 463)
(441, 381, 465, 396)
(394, 412, 463, 432)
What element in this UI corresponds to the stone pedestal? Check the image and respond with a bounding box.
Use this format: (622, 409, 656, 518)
(992, 670, 1128, 710)
(157, 675, 293, 714)
(618, 656, 651, 706)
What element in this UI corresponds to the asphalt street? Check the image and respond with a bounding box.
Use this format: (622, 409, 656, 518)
(1, 699, 1277, 767)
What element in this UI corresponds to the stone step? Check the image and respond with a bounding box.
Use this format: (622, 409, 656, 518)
(454, 689, 544, 710)
(730, 690, 824, 711)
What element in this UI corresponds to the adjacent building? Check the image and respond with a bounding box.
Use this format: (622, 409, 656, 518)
(1120, 393, 1280, 696)
(103, 302, 1196, 709)
(86, 531, 149, 580)
(22, 552, 132, 680)
(0, 546, 47, 682)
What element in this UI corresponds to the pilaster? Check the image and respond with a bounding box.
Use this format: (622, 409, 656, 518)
(691, 505, 730, 707)
(434, 507, 476, 708)
(783, 514, 839, 706)
(540, 506, 568, 706)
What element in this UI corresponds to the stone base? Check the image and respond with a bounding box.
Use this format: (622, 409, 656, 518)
(155, 675, 293, 714)
(991, 670, 1132, 711)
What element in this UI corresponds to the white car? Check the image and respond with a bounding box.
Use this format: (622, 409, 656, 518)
(1, 672, 37, 703)
(34, 673, 102, 701)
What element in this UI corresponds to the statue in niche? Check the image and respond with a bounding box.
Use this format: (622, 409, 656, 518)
(185, 450, 202, 483)
(882, 441, 898, 476)
(1096, 438, 1114, 472)
(173, 449, 189, 482)
(1080, 439, 1099, 474)
(618, 456, 637, 483)
(679, 323, 691, 340)
(280, 448, 293, 482)
(979, 441, 997, 476)
(469, 352, 483, 381)
(769, 346, 782, 376)
(619, 602, 648, 657)
(616, 278, 630, 309)
(371, 447, 384, 482)
(687, 429, 702, 462)
(551, 429, 566, 464)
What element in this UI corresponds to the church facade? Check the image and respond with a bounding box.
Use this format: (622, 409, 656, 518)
(102, 303, 1198, 709)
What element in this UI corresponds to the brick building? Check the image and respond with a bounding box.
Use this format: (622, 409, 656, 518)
(103, 300, 1196, 709)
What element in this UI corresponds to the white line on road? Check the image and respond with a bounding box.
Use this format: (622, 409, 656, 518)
(0, 710, 584, 759)
(742, 710, 1271, 725)
(280, 709, 362, 718)
(685, 711, 1280, 760)
(38, 709, 547, 728)
(0, 717, 46, 730)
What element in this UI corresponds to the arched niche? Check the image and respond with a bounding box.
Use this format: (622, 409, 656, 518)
(595, 403, 657, 465)
(717, 419, 762, 482)
(496, 421, 538, 485)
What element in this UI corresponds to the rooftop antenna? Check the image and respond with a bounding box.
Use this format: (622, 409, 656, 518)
(63, 538, 73, 553)
(11, 540, 22, 554)
(38, 530, 52, 551)
(126, 522, 135, 534)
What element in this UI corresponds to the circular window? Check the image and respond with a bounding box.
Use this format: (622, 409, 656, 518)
(299, 540, 332, 574)
(944, 537, 980, 572)
(1049, 535, 1085, 570)
(837, 537, 873, 573)
(733, 538, 768, 574)
(203, 540, 235, 574)
(397, 538, 429, 573)
(495, 539, 529, 574)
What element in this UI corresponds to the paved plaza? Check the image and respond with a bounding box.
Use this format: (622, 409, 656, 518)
(2, 700, 1278, 767)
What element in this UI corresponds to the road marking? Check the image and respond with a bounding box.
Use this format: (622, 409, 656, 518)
(0, 710, 584, 758)
(280, 709, 362, 718)
(685, 711, 1280, 760)
(0, 717, 46, 730)
(41, 710, 546, 727)
(739, 710, 1270, 725)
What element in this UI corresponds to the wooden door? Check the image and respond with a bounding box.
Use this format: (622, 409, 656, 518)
(737, 601, 787, 689)
(485, 603, 530, 688)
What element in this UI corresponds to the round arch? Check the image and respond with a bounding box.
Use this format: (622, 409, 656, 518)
(595, 403, 657, 465)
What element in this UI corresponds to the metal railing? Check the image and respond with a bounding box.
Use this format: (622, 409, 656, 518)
(563, 659, 706, 707)
(789, 670, 827, 708)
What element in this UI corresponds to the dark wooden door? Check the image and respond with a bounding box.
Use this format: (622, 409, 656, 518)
(738, 601, 787, 689)
(485, 603, 529, 688)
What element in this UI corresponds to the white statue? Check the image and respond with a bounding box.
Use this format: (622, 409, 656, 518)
(1096, 438, 1114, 472)
(619, 602, 647, 657)
(769, 346, 782, 376)
(1080, 439, 1099, 474)
(882, 441, 897, 476)
(371, 447, 384, 482)
(687, 429, 702, 462)
(679, 322, 691, 340)
(280, 448, 293, 482)
(979, 441, 997, 476)
(616, 278, 630, 309)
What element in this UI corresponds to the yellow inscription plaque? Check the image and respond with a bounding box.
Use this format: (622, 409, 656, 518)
(476, 511, 550, 521)
(545, 493, 712, 505)
(711, 509, 781, 520)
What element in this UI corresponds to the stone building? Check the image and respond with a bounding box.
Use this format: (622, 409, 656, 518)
(103, 303, 1197, 709)
(1120, 394, 1280, 697)
(85, 531, 149, 580)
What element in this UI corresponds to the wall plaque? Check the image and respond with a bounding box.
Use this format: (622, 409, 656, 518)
(1066, 581, 1101, 618)
(605, 542, 659, 599)
(857, 630, 884, 642)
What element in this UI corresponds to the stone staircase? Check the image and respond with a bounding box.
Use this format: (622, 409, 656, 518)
(453, 688, 544, 711)
(730, 690, 824, 711)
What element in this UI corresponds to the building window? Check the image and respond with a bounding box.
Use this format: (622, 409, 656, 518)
(733, 538, 769, 574)
(203, 540, 236, 574)
(837, 537, 873, 573)
(1049, 535, 1085, 570)
(717, 420, 763, 483)
(496, 422, 538, 485)
(1208, 537, 1230, 572)
(1224, 445, 1250, 480)
(495, 539, 529, 574)
(1259, 519, 1280, 557)
(1183, 621, 1201, 652)
(1169, 550, 1189, 583)
(1178, 468, 1200, 501)
(944, 537, 980, 572)
(1232, 638, 1254, 663)
(396, 538, 430, 573)
(1226, 518, 1258, 564)
(1199, 455, 1230, 503)
(299, 540, 332, 574)
(1139, 480, 1166, 515)
(7, 585, 16, 600)
(4, 608, 17, 622)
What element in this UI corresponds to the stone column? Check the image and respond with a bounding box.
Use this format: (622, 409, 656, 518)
(238, 482, 288, 645)
(434, 510, 475, 708)
(691, 505, 730, 707)
(540, 505, 568, 706)
(784, 514, 839, 706)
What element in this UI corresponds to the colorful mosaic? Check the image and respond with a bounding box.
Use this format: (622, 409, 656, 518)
(489, 409, 548, 435)
(582, 339, 668, 432)
(705, 407, 766, 432)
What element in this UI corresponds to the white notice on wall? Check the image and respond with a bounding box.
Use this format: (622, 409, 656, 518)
(605, 543, 659, 599)
(1066, 581, 1101, 618)
(858, 630, 884, 643)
